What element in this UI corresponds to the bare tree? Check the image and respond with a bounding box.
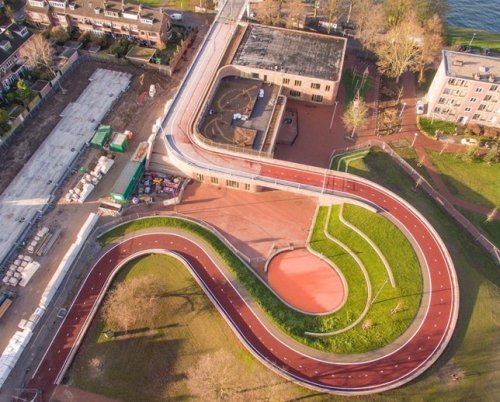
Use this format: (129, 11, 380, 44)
(351, 1, 386, 52)
(285, 0, 306, 29)
(342, 97, 369, 138)
(19, 34, 58, 79)
(319, 0, 343, 34)
(260, 0, 283, 26)
(375, 13, 423, 82)
(101, 274, 164, 332)
(186, 350, 241, 400)
(415, 14, 444, 84)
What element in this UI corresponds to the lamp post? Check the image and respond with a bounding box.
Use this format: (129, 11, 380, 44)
(411, 132, 418, 147)
(468, 32, 476, 48)
(329, 100, 339, 132)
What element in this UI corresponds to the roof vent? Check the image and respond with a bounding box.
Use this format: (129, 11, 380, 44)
(489, 75, 496, 83)
(479, 65, 489, 73)
(69, 2, 75, 9)
(473, 73, 481, 80)
(452, 60, 463, 66)
(94, 6, 100, 13)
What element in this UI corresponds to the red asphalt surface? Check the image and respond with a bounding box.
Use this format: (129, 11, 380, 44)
(267, 249, 346, 314)
(29, 166, 457, 399)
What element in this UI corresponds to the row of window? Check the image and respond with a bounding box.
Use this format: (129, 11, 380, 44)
(447, 79, 498, 92)
(288, 90, 324, 103)
(195, 174, 251, 190)
(250, 72, 331, 92)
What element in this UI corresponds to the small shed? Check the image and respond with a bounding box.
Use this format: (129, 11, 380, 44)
(109, 132, 128, 153)
(90, 125, 112, 148)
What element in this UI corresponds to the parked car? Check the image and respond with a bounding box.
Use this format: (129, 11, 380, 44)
(460, 138, 478, 146)
(416, 100, 425, 115)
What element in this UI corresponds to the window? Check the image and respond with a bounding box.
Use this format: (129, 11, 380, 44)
(325, 85, 331, 91)
(434, 107, 441, 113)
(244, 183, 251, 191)
(195, 173, 204, 182)
(478, 104, 486, 111)
(210, 177, 218, 185)
(283, 77, 290, 84)
(251, 72, 259, 79)
(311, 83, 320, 90)
(443, 88, 451, 94)
(484, 95, 492, 101)
(226, 180, 239, 188)
(294, 80, 302, 87)
(464, 107, 471, 112)
(470, 97, 477, 102)
(475, 88, 483, 93)
(289, 90, 301, 97)
(438, 97, 446, 104)
(472, 114, 480, 120)
(311, 94, 323, 103)
(490, 85, 498, 91)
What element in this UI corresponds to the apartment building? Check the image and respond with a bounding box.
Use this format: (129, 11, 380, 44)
(26, 0, 171, 48)
(425, 50, 500, 128)
(0, 22, 33, 91)
(232, 24, 347, 105)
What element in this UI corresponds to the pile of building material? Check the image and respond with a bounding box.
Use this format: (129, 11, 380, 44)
(137, 171, 183, 198)
(2, 255, 39, 287)
(65, 156, 114, 203)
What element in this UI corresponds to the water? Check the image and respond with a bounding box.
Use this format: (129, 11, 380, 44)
(447, 0, 500, 33)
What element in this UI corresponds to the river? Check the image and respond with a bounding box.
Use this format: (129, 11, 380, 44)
(447, 0, 500, 33)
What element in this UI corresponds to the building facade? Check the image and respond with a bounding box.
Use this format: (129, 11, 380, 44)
(425, 50, 500, 128)
(0, 22, 33, 91)
(26, 0, 171, 47)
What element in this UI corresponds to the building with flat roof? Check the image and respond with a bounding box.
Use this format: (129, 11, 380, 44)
(425, 50, 500, 128)
(231, 24, 346, 105)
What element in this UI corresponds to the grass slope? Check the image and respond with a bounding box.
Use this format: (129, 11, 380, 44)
(446, 26, 500, 52)
(426, 150, 500, 209)
(68, 254, 310, 401)
(330, 149, 369, 171)
(348, 148, 500, 400)
(342, 69, 372, 104)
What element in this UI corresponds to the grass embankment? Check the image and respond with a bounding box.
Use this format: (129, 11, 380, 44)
(68, 254, 310, 401)
(348, 148, 500, 400)
(330, 149, 369, 171)
(459, 208, 500, 247)
(101, 209, 422, 353)
(328, 204, 422, 340)
(419, 117, 457, 137)
(446, 26, 500, 52)
(426, 150, 500, 210)
(342, 69, 372, 104)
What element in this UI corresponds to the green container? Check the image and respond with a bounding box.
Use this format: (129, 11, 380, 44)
(90, 125, 112, 148)
(109, 133, 128, 153)
(110, 160, 145, 204)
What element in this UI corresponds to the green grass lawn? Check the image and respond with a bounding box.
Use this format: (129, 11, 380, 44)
(458, 207, 500, 247)
(100, 209, 422, 353)
(348, 148, 500, 400)
(126, 0, 164, 5)
(67, 254, 311, 401)
(419, 117, 458, 137)
(330, 149, 369, 171)
(328, 204, 421, 341)
(426, 150, 500, 209)
(342, 69, 372, 105)
(446, 26, 500, 52)
(391, 145, 435, 185)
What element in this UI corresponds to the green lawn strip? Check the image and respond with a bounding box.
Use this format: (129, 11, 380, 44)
(342, 69, 372, 104)
(101, 213, 398, 353)
(446, 26, 500, 52)
(419, 117, 457, 137)
(458, 207, 500, 247)
(330, 149, 369, 171)
(426, 150, 500, 209)
(68, 254, 310, 401)
(328, 205, 421, 343)
(347, 148, 500, 399)
(126, 0, 164, 5)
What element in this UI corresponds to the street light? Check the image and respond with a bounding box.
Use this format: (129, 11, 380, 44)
(468, 32, 476, 48)
(399, 102, 407, 117)
(411, 132, 418, 147)
(329, 101, 339, 132)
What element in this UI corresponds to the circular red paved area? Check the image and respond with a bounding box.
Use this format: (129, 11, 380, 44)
(267, 249, 345, 314)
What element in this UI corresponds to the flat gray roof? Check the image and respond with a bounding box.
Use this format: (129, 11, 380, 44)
(0, 69, 131, 265)
(232, 24, 345, 82)
(444, 50, 500, 83)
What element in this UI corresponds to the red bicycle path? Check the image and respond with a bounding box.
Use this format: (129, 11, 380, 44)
(28, 167, 458, 399)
